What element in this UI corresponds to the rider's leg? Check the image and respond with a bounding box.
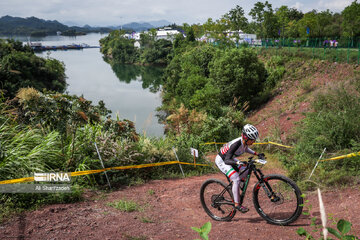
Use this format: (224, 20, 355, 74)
(215, 155, 248, 213)
(229, 171, 249, 213)
(229, 172, 241, 205)
(215, 155, 240, 203)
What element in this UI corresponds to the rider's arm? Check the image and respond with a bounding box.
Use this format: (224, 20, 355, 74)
(245, 147, 257, 155)
(223, 140, 242, 166)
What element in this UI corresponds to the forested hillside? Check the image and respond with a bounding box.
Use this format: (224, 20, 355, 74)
(0, 15, 111, 36)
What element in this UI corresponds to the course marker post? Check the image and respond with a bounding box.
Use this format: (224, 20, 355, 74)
(172, 147, 185, 177)
(190, 148, 199, 167)
(309, 148, 326, 180)
(94, 142, 111, 189)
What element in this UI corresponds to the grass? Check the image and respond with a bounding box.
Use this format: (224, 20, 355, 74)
(123, 234, 148, 240)
(107, 199, 142, 212)
(140, 216, 155, 223)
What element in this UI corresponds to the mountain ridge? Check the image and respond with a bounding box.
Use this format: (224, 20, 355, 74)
(0, 16, 172, 36)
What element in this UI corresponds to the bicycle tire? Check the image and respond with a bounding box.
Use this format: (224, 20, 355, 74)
(200, 178, 236, 221)
(253, 174, 303, 225)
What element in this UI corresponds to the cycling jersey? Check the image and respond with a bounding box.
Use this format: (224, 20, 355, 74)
(218, 136, 256, 167)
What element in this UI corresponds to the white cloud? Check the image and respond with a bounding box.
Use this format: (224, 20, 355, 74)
(293, 2, 304, 10)
(318, 0, 351, 11)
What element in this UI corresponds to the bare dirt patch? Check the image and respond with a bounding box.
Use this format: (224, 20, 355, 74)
(1, 168, 359, 240)
(248, 61, 359, 143)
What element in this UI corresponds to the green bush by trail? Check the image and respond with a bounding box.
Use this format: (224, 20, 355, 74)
(283, 83, 360, 186)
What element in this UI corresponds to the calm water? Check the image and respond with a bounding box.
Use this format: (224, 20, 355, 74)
(15, 33, 165, 137)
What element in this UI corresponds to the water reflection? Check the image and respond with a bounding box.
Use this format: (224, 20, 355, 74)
(109, 62, 164, 93)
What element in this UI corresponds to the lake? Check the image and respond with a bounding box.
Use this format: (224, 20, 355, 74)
(13, 33, 165, 137)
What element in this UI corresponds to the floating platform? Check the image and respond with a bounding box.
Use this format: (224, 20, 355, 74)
(29, 43, 100, 51)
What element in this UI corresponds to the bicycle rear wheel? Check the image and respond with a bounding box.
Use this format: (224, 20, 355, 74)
(200, 178, 236, 221)
(253, 174, 303, 225)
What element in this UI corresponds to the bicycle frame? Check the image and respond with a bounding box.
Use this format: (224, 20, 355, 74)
(223, 160, 275, 206)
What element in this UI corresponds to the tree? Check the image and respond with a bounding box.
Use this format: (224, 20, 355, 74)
(223, 5, 249, 45)
(316, 10, 334, 37)
(250, 1, 278, 38)
(210, 48, 267, 106)
(0, 51, 66, 97)
(276, 6, 290, 38)
(341, 0, 360, 37)
(288, 8, 304, 21)
(224, 5, 249, 32)
(297, 10, 319, 38)
(324, 13, 342, 38)
(203, 18, 233, 47)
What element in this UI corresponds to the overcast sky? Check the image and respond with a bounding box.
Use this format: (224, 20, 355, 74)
(0, 0, 353, 26)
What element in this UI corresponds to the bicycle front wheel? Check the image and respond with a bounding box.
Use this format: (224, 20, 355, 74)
(200, 178, 236, 221)
(253, 174, 303, 225)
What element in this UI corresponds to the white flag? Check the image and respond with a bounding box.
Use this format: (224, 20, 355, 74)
(190, 148, 198, 158)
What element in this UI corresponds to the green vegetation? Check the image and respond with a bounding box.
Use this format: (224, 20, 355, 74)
(0, 15, 111, 36)
(191, 222, 212, 240)
(100, 30, 173, 65)
(159, 42, 270, 143)
(0, 39, 66, 97)
(0, 85, 213, 221)
(297, 194, 359, 239)
(284, 82, 360, 187)
(107, 199, 142, 212)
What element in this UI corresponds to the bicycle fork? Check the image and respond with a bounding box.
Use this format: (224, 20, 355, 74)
(253, 169, 280, 202)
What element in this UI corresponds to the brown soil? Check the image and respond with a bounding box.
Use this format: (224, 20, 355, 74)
(248, 61, 359, 143)
(1, 168, 359, 240)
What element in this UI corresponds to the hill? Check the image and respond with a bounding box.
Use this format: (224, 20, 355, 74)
(109, 19, 172, 31)
(248, 58, 360, 143)
(0, 15, 112, 36)
(122, 22, 155, 32)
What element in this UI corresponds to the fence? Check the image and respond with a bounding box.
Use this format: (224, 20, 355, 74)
(255, 37, 360, 64)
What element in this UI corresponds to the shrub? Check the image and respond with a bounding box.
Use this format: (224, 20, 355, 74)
(210, 48, 267, 106)
(0, 43, 66, 97)
(287, 83, 360, 183)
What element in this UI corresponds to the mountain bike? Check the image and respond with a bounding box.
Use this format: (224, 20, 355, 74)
(200, 156, 303, 225)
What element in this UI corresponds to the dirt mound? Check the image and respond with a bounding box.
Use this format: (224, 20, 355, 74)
(1, 168, 359, 239)
(248, 61, 358, 143)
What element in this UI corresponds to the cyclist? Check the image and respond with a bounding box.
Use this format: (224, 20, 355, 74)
(215, 124, 264, 213)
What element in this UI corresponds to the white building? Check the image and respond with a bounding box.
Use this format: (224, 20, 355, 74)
(156, 28, 182, 41)
(200, 30, 257, 45)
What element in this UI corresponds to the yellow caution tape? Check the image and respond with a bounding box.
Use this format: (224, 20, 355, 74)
(199, 142, 226, 146)
(319, 151, 360, 162)
(266, 141, 294, 149)
(201, 141, 294, 149)
(0, 177, 34, 185)
(0, 161, 210, 184)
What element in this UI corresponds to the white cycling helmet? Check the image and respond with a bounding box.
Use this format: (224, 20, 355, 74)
(242, 124, 259, 140)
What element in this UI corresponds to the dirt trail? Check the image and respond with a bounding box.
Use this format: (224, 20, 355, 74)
(1, 168, 359, 240)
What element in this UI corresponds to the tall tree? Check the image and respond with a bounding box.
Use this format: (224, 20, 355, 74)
(224, 5, 249, 32)
(276, 6, 290, 38)
(341, 0, 360, 37)
(250, 1, 278, 38)
(223, 5, 249, 45)
(288, 8, 304, 21)
(297, 10, 319, 37)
